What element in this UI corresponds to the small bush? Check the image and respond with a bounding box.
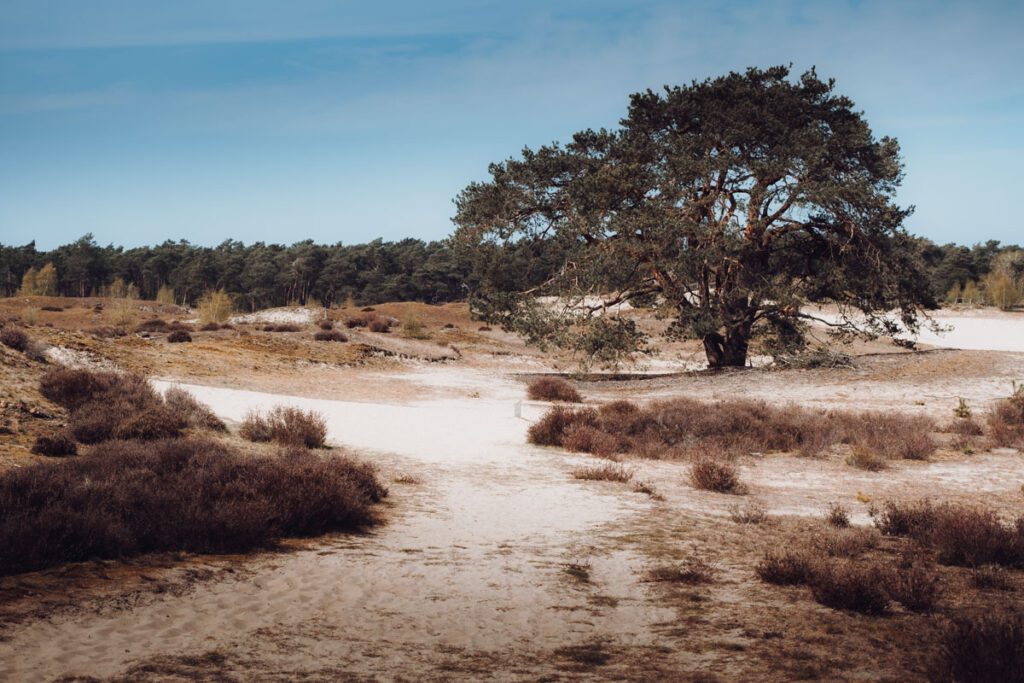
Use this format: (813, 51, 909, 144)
(527, 377, 583, 403)
(196, 289, 233, 324)
(40, 368, 119, 411)
(825, 502, 851, 528)
(199, 322, 222, 331)
(872, 499, 938, 537)
(646, 557, 714, 584)
(729, 502, 768, 524)
(885, 562, 940, 612)
(0, 438, 385, 576)
(314, 330, 347, 342)
(756, 550, 816, 585)
(31, 431, 77, 457)
(971, 564, 1015, 591)
(318, 320, 334, 330)
(0, 327, 29, 352)
(40, 306, 63, 312)
(368, 319, 391, 333)
(813, 528, 878, 558)
(478, 326, 492, 332)
(88, 325, 127, 338)
(527, 406, 595, 447)
(262, 323, 301, 333)
(810, 562, 890, 615)
(571, 463, 633, 482)
(689, 459, 746, 494)
(846, 446, 888, 471)
(931, 613, 1024, 683)
(164, 387, 226, 431)
(399, 314, 429, 339)
(989, 385, 1024, 448)
(135, 319, 169, 332)
(240, 406, 328, 448)
(563, 424, 620, 458)
(167, 330, 192, 343)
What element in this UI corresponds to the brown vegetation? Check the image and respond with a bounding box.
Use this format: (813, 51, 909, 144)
(645, 557, 714, 584)
(931, 613, 1024, 683)
(689, 459, 746, 494)
(0, 327, 29, 352)
(527, 377, 583, 403)
(167, 330, 192, 343)
(571, 463, 633, 483)
(313, 330, 348, 342)
(30, 431, 77, 457)
(0, 438, 385, 576)
(526, 397, 938, 463)
(163, 386, 227, 432)
(262, 323, 302, 333)
(873, 500, 1024, 567)
(240, 406, 328, 448)
(988, 385, 1024, 448)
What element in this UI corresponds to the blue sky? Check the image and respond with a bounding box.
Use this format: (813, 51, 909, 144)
(1, 1, 1021, 250)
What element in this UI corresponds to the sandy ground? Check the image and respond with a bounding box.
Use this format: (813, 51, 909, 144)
(1, 299, 1023, 680)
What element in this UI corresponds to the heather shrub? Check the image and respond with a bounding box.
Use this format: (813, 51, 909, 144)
(368, 319, 391, 333)
(167, 330, 192, 343)
(527, 406, 597, 447)
(885, 562, 941, 612)
(40, 368, 120, 411)
(199, 322, 222, 331)
(563, 424, 620, 457)
(689, 459, 746, 494)
(756, 550, 816, 585)
(646, 557, 715, 584)
(825, 502, 851, 528)
(135, 318, 169, 332)
(527, 377, 582, 403)
(164, 387, 227, 431)
(0, 438, 385, 575)
(31, 431, 77, 457)
(40, 306, 63, 312)
(971, 564, 1014, 591)
(318, 319, 334, 330)
(989, 385, 1024, 448)
(314, 330, 347, 342)
(809, 562, 890, 615)
(931, 613, 1024, 683)
(812, 528, 878, 558)
(0, 327, 29, 352)
(262, 323, 301, 333)
(240, 406, 328, 448)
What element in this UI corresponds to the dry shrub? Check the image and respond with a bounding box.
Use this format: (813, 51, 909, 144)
(39, 369, 215, 444)
(262, 323, 301, 333)
(167, 321, 193, 332)
(949, 417, 984, 437)
(0, 438, 385, 576)
(563, 424, 620, 457)
(812, 528, 878, 558)
(689, 459, 746, 494)
(874, 500, 1024, 568)
(0, 327, 29, 352)
(527, 398, 937, 463)
(646, 557, 714, 584)
(809, 561, 890, 615)
(368, 319, 391, 333)
(571, 463, 633, 483)
(527, 406, 594, 447)
(527, 377, 583, 403)
(756, 550, 817, 585)
(199, 322, 222, 331)
(31, 431, 77, 457)
(885, 562, 941, 612)
(846, 445, 888, 471)
(164, 387, 226, 431)
(729, 502, 768, 524)
(167, 330, 192, 343)
(40, 306, 63, 312)
(825, 502, 851, 528)
(931, 613, 1024, 683)
(196, 289, 233, 324)
(478, 326, 492, 332)
(88, 325, 127, 338)
(318, 319, 334, 330)
(240, 406, 327, 448)
(989, 387, 1024, 448)
(313, 330, 347, 342)
(136, 319, 169, 332)
(971, 564, 1015, 591)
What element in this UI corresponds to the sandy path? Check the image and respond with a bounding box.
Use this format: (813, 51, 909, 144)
(0, 375, 670, 681)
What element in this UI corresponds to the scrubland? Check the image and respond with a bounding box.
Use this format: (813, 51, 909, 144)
(0, 295, 1022, 681)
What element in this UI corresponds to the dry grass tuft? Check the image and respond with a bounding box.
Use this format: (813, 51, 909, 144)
(571, 463, 633, 483)
(729, 502, 768, 524)
(689, 459, 746, 494)
(527, 377, 583, 403)
(0, 438, 385, 576)
(240, 406, 328, 448)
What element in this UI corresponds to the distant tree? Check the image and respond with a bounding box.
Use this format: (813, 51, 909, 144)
(18, 267, 38, 296)
(454, 66, 937, 367)
(36, 262, 58, 296)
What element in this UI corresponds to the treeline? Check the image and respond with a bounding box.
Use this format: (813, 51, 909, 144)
(1, 234, 1022, 310)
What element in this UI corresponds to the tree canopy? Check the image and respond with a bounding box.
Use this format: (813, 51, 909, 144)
(453, 66, 941, 368)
